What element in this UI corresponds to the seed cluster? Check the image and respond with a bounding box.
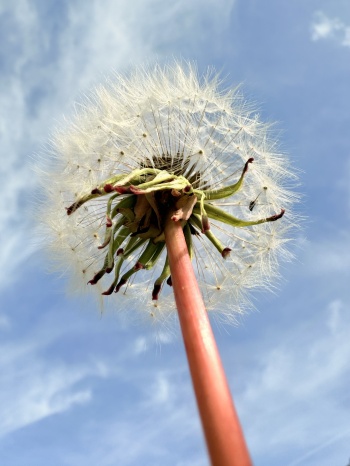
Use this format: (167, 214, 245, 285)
(39, 62, 297, 322)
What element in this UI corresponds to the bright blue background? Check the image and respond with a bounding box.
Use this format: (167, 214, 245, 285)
(1, 1, 350, 465)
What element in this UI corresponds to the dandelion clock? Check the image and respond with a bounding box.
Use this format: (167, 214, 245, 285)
(38, 62, 297, 466)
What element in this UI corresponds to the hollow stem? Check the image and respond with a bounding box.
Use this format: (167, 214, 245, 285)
(164, 219, 252, 466)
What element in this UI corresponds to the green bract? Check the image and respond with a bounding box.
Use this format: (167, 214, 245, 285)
(67, 159, 284, 300)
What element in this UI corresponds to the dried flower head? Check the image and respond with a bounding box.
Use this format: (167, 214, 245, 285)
(39, 62, 297, 324)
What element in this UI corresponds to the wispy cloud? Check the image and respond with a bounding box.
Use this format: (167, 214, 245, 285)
(0, 0, 236, 290)
(302, 230, 350, 276)
(311, 11, 350, 48)
(0, 334, 108, 438)
(236, 298, 350, 464)
(60, 367, 207, 466)
(285, 429, 350, 466)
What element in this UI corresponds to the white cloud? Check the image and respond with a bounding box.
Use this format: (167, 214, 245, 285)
(146, 373, 171, 404)
(132, 330, 174, 355)
(0, 372, 91, 438)
(299, 228, 350, 276)
(0, 336, 107, 437)
(60, 367, 206, 466)
(236, 298, 350, 464)
(133, 336, 148, 354)
(0, 0, 236, 290)
(311, 11, 350, 48)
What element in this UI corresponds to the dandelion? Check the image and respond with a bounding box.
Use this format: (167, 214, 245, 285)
(40, 62, 296, 322)
(38, 61, 297, 466)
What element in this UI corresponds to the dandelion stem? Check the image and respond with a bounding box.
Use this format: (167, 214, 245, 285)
(164, 219, 252, 466)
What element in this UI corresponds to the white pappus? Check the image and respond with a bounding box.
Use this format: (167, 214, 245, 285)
(38, 61, 298, 326)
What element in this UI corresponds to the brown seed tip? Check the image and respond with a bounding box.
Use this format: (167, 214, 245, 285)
(267, 209, 285, 222)
(152, 284, 161, 300)
(222, 247, 232, 259)
(91, 188, 102, 195)
(65, 204, 75, 215)
(97, 239, 110, 249)
(134, 262, 145, 270)
(102, 284, 115, 295)
(106, 216, 112, 227)
(115, 278, 127, 293)
(88, 270, 105, 285)
(243, 157, 254, 174)
(117, 248, 124, 256)
(166, 276, 172, 287)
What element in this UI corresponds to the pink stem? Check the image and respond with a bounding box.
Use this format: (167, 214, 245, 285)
(164, 220, 252, 466)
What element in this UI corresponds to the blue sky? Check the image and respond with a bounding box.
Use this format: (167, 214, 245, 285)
(1, 1, 350, 465)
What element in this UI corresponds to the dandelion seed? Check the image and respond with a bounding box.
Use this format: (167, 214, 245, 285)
(38, 61, 297, 324)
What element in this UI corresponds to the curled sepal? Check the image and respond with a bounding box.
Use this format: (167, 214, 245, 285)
(152, 284, 162, 301)
(101, 235, 141, 295)
(103, 223, 131, 278)
(66, 192, 100, 215)
(100, 216, 125, 262)
(190, 214, 231, 259)
(152, 256, 170, 300)
(66, 169, 156, 215)
(106, 193, 120, 218)
(98, 200, 128, 250)
(193, 203, 285, 228)
(88, 253, 111, 286)
(97, 227, 113, 250)
(95, 223, 129, 285)
(88, 268, 106, 286)
(204, 158, 254, 200)
(115, 240, 164, 293)
(101, 255, 125, 295)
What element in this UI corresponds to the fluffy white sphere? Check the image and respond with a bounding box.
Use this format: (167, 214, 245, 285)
(38, 61, 298, 325)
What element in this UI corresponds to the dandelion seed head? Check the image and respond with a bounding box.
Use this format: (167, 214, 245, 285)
(38, 61, 298, 326)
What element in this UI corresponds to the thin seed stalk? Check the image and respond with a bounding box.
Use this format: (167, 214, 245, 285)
(164, 219, 252, 466)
